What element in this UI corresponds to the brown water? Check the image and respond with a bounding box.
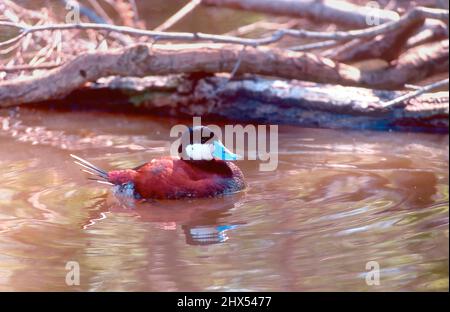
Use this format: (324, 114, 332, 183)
(0, 108, 448, 291)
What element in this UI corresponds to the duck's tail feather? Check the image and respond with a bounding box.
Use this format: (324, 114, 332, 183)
(70, 154, 110, 182)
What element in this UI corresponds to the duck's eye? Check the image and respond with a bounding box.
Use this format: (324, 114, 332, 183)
(201, 131, 215, 144)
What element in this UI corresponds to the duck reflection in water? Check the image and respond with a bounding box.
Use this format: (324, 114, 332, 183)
(82, 192, 245, 246)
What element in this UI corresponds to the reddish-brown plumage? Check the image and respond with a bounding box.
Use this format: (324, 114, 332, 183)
(73, 126, 246, 200)
(108, 157, 245, 199)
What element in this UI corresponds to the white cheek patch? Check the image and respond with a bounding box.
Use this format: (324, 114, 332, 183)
(186, 144, 213, 160)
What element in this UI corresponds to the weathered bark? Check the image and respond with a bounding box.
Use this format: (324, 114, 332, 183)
(33, 75, 449, 133)
(360, 39, 449, 88)
(406, 20, 449, 49)
(202, 0, 400, 28)
(0, 43, 357, 107)
(0, 42, 447, 107)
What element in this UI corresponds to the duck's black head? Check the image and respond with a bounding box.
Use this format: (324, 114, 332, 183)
(178, 126, 240, 161)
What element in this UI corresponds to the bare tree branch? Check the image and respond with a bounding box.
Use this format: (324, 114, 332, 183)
(323, 10, 448, 62)
(282, 7, 448, 41)
(1, 7, 446, 50)
(0, 43, 361, 107)
(323, 17, 425, 62)
(360, 39, 448, 88)
(406, 20, 449, 49)
(382, 78, 449, 108)
(0, 21, 284, 48)
(201, 0, 400, 28)
(0, 41, 447, 107)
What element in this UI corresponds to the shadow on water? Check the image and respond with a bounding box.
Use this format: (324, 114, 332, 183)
(83, 192, 246, 246)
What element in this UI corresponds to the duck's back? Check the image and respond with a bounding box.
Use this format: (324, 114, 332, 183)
(133, 157, 245, 199)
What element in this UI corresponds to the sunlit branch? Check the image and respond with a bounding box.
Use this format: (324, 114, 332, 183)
(0, 7, 447, 50)
(382, 78, 449, 108)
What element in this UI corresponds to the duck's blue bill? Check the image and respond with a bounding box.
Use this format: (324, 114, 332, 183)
(213, 141, 240, 161)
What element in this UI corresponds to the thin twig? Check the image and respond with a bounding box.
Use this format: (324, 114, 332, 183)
(381, 78, 449, 108)
(0, 7, 447, 49)
(0, 30, 27, 49)
(0, 21, 282, 48)
(58, 0, 131, 45)
(229, 45, 247, 80)
(154, 0, 202, 32)
(0, 34, 25, 55)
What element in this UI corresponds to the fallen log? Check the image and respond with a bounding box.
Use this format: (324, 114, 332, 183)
(31, 75, 449, 133)
(0, 41, 447, 107)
